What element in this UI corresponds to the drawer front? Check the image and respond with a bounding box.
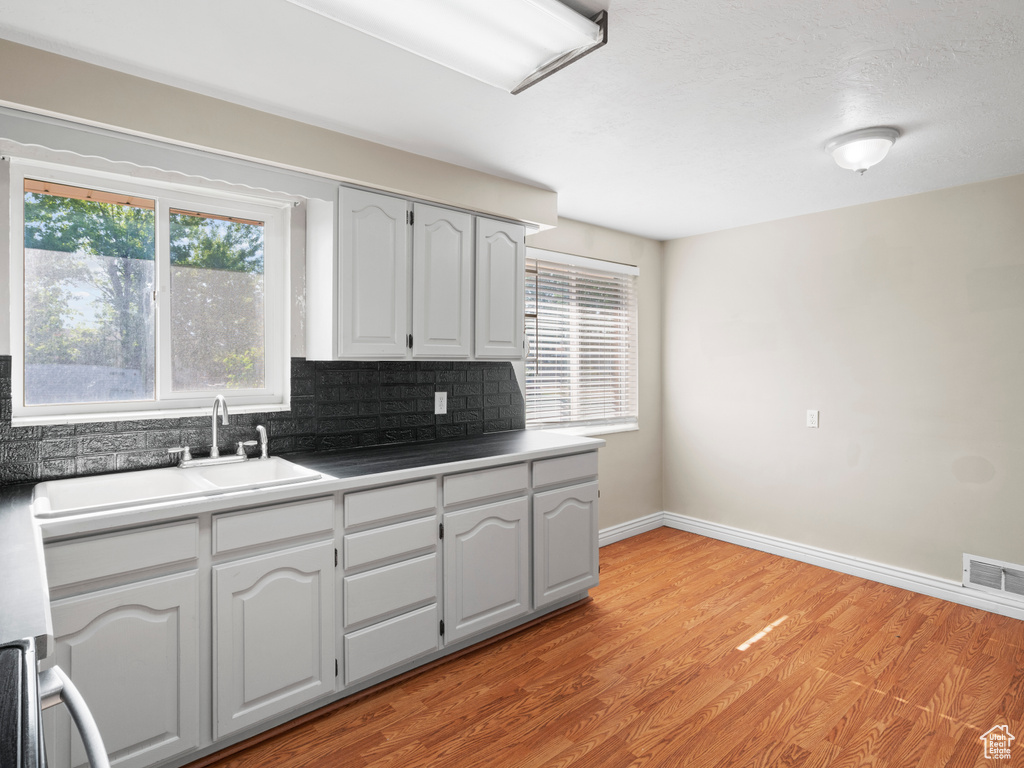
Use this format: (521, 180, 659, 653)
(532, 451, 599, 490)
(213, 497, 334, 555)
(46, 521, 198, 590)
(344, 479, 437, 529)
(443, 463, 528, 507)
(343, 553, 438, 627)
(344, 516, 437, 571)
(344, 604, 439, 685)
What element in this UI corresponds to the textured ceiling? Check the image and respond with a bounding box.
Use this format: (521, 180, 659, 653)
(2, 0, 1023, 240)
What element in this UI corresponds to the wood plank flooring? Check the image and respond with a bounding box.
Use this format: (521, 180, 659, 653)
(200, 528, 1024, 768)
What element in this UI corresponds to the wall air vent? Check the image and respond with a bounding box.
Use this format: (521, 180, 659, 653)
(963, 554, 1024, 601)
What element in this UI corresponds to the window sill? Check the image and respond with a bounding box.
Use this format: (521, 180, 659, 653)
(12, 401, 290, 428)
(527, 422, 639, 438)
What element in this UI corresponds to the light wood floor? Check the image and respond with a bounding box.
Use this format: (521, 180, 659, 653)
(202, 528, 1024, 768)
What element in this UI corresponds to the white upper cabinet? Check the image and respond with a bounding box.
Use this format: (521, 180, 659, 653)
(305, 187, 525, 361)
(475, 218, 526, 359)
(338, 188, 410, 358)
(412, 204, 473, 358)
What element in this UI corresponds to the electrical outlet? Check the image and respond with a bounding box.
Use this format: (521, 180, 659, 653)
(434, 391, 448, 415)
(807, 410, 819, 428)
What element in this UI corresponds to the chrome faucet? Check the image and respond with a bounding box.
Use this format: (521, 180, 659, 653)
(210, 395, 229, 458)
(257, 425, 269, 460)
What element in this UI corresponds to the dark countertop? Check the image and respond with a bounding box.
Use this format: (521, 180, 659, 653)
(283, 429, 603, 479)
(0, 430, 603, 651)
(0, 484, 51, 652)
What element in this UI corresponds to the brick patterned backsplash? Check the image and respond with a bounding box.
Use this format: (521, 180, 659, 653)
(0, 356, 525, 486)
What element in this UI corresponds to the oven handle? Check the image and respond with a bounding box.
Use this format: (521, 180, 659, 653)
(38, 666, 110, 768)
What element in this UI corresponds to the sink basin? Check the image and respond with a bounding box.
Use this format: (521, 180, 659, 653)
(193, 457, 323, 491)
(33, 458, 323, 518)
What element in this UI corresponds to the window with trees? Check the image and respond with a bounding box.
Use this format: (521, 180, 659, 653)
(524, 248, 638, 432)
(11, 163, 290, 423)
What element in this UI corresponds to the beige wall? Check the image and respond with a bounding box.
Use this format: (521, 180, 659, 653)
(662, 173, 1024, 582)
(0, 40, 556, 229)
(528, 218, 663, 531)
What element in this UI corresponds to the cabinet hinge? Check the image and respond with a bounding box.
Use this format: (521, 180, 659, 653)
(406, 209, 414, 226)
(439, 619, 445, 637)
(439, 522, 444, 539)
(335, 548, 338, 567)
(335, 659, 339, 677)
(407, 333, 413, 349)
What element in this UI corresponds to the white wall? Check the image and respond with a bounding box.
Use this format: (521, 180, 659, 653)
(0, 39, 556, 230)
(662, 173, 1024, 581)
(528, 218, 663, 530)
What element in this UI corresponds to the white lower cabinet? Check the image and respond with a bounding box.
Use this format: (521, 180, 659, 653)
(443, 496, 530, 644)
(39, 443, 602, 768)
(340, 481, 441, 686)
(212, 540, 335, 740)
(46, 572, 200, 768)
(533, 482, 599, 609)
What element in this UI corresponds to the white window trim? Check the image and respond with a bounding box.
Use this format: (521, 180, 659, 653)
(525, 247, 639, 433)
(529, 421, 639, 438)
(9, 159, 292, 425)
(526, 247, 640, 277)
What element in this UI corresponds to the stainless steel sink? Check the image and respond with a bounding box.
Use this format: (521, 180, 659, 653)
(32, 458, 323, 518)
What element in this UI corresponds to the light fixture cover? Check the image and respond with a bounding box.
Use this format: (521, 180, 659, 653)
(825, 127, 900, 174)
(284, 0, 605, 93)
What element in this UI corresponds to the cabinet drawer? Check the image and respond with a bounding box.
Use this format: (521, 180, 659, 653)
(344, 479, 436, 528)
(443, 463, 528, 507)
(343, 553, 438, 627)
(532, 451, 599, 490)
(46, 521, 198, 590)
(213, 497, 334, 555)
(344, 604, 439, 685)
(344, 516, 437, 571)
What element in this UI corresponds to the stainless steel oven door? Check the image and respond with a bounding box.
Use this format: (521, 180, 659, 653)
(0, 638, 110, 768)
(37, 663, 110, 768)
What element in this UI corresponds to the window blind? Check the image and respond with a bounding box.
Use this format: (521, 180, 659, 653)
(525, 251, 638, 429)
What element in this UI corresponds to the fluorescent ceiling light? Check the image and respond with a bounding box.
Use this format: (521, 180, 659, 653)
(825, 127, 900, 174)
(284, 0, 607, 93)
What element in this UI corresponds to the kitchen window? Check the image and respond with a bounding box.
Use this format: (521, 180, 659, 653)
(10, 162, 290, 423)
(525, 248, 638, 433)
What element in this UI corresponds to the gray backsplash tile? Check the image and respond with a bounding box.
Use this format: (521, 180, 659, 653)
(0, 356, 525, 486)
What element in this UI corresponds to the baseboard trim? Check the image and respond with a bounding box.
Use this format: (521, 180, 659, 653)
(600, 511, 1024, 621)
(598, 512, 664, 547)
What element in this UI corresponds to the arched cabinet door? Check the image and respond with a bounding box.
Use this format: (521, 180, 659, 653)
(443, 497, 530, 644)
(475, 217, 525, 359)
(533, 482, 599, 609)
(45, 572, 200, 768)
(339, 188, 410, 358)
(212, 540, 335, 739)
(412, 203, 473, 358)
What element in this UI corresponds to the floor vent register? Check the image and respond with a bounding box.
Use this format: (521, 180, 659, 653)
(963, 554, 1024, 601)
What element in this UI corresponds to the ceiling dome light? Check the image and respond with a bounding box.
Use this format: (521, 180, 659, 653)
(825, 127, 900, 174)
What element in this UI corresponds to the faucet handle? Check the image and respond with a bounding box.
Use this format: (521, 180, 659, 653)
(168, 446, 193, 465)
(236, 440, 258, 457)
